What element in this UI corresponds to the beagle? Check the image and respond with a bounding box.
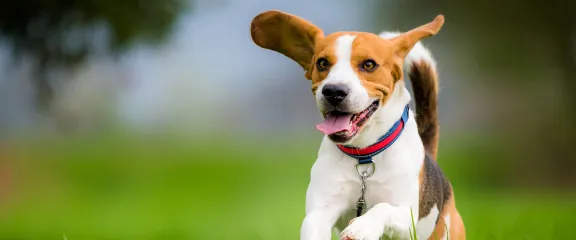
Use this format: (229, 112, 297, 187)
(250, 10, 465, 240)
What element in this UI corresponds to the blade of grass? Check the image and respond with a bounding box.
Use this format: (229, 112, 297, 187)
(445, 223, 449, 240)
(410, 207, 418, 240)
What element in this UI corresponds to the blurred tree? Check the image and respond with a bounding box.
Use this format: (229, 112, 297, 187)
(0, 0, 188, 113)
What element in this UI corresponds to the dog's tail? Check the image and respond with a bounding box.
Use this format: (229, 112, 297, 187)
(380, 32, 440, 160)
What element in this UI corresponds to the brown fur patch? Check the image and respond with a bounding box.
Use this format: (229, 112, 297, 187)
(429, 210, 447, 240)
(418, 155, 451, 220)
(447, 200, 466, 240)
(409, 60, 440, 159)
(250, 10, 324, 71)
(350, 33, 397, 104)
(428, 194, 466, 240)
(418, 154, 466, 240)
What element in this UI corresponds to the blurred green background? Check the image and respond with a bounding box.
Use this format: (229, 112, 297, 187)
(1, 133, 575, 239)
(0, 0, 575, 239)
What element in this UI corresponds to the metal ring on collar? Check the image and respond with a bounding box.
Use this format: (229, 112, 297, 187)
(356, 161, 375, 177)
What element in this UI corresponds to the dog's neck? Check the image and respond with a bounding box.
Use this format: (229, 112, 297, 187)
(348, 80, 413, 149)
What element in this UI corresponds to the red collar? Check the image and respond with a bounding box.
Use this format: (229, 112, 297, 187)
(337, 104, 410, 164)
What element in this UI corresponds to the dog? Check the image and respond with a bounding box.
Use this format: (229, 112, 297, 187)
(250, 10, 465, 240)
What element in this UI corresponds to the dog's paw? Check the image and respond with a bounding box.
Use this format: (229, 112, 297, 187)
(340, 215, 383, 240)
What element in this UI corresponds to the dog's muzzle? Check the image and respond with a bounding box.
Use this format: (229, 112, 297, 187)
(321, 84, 350, 106)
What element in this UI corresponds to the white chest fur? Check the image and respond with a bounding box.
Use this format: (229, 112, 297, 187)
(303, 114, 427, 239)
(306, 115, 424, 212)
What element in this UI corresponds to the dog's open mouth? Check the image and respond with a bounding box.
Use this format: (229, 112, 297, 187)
(315, 100, 380, 142)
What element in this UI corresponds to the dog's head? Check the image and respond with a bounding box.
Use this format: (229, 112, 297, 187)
(251, 10, 443, 144)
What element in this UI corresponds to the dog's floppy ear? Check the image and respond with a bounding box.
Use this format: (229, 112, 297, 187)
(390, 15, 445, 59)
(251, 10, 324, 72)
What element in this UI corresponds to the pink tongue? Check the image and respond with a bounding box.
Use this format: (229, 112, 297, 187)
(315, 113, 354, 135)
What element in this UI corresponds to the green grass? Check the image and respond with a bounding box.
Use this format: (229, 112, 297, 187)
(0, 133, 573, 239)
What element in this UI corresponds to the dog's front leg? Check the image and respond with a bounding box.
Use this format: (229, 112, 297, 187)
(340, 203, 415, 240)
(301, 206, 343, 240)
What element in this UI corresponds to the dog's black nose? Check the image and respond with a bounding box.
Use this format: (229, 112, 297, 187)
(322, 84, 350, 105)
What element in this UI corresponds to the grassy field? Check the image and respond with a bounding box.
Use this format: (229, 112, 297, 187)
(0, 133, 573, 239)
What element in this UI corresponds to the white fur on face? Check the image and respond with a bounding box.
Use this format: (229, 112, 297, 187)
(314, 35, 371, 114)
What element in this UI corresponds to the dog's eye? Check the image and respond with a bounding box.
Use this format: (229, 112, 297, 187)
(360, 59, 378, 72)
(316, 58, 330, 71)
